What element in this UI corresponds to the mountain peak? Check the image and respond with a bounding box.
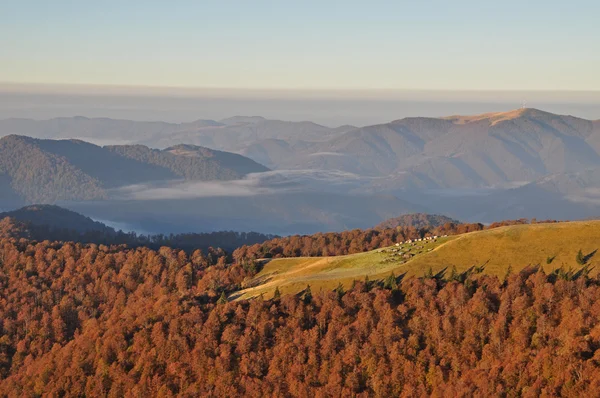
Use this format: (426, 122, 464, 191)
(182, 119, 223, 128)
(164, 144, 215, 158)
(0, 134, 30, 142)
(443, 108, 553, 126)
(220, 116, 267, 125)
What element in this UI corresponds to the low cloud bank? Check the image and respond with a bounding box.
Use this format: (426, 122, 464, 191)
(307, 152, 347, 157)
(110, 169, 371, 201)
(111, 179, 273, 201)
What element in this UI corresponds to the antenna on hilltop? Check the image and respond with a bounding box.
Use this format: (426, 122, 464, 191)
(521, 100, 527, 109)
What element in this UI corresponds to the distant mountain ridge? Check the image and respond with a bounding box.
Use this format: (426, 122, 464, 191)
(3, 109, 600, 227)
(0, 135, 268, 204)
(316, 108, 600, 186)
(375, 213, 461, 230)
(0, 114, 354, 154)
(229, 108, 600, 191)
(3, 109, 598, 190)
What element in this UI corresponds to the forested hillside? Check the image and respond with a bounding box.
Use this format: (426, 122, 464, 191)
(0, 136, 106, 203)
(0, 239, 599, 396)
(107, 144, 268, 181)
(0, 136, 268, 204)
(0, 205, 114, 234)
(375, 213, 460, 230)
(0, 205, 275, 253)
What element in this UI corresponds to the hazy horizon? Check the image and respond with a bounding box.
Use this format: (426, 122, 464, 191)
(2, 84, 600, 126)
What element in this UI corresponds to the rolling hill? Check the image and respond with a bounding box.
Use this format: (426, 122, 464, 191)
(0, 204, 114, 234)
(231, 220, 600, 300)
(0, 135, 268, 204)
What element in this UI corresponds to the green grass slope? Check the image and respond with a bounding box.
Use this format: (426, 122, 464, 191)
(231, 221, 600, 300)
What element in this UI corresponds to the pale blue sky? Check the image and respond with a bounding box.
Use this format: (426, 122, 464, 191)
(1, 0, 599, 90)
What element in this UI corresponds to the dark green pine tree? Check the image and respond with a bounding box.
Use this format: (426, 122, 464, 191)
(273, 286, 281, 300)
(384, 272, 398, 290)
(303, 285, 312, 304)
(425, 267, 434, 279)
(449, 266, 459, 281)
(503, 265, 513, 283)
(217, 291, 228, 305)
(334, 282, 345, 299)
(576, 249, 585, 265)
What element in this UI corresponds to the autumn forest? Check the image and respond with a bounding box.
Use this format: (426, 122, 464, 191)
(0, 234, 599, 396)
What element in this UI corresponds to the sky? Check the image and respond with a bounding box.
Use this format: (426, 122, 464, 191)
(1, 0, 599, 91)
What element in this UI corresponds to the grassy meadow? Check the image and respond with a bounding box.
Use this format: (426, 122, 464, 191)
(231, 221, 600, 300)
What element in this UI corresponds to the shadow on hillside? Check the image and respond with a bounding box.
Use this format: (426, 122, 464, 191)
(584, 249, 598, 263)
(548, 264, 595, 282)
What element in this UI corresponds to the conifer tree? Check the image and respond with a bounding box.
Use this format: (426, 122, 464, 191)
(303, 285, 312, 304)
(576, 249, 585, 265)
(503, 265, 513, 283)
(384, 272, 398, 290)
(425, 267, 434, 278)
(334, 283, 345, 299)
(217, 291, 228, 305)
(449, 266, 459, 281)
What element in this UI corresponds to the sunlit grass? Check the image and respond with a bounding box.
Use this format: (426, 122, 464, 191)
(232, 221, 600, 300)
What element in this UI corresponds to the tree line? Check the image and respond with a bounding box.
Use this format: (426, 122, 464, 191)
(0, 216, 275, 254)
(233, 218, 558, 260)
